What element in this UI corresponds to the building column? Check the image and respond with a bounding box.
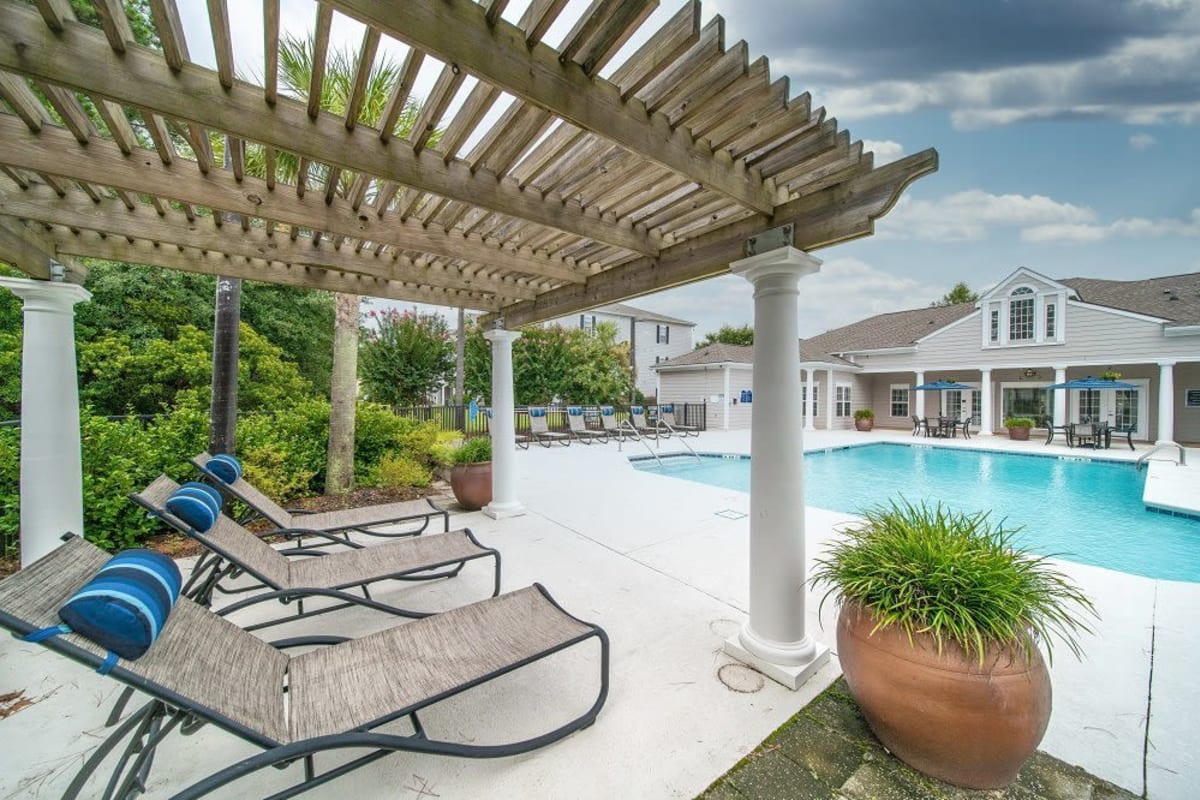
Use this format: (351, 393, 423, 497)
(802, 368, 814, 430)
(482, 329, 524, 519)
(979, 368, 994, 436)
(914, 370, 925, 420)
(0, 277, 91, 566)
(1053, 366, 1068, 425)
(724, 246, 829, 690)
(825, 368, 836, 431)
(1158, 361, 1176, 444)
(722, 365, 731, 430)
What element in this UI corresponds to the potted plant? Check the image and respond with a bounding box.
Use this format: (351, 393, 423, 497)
(853, 408, 875, 431)
(449, 436, 492, 510)
(811, 501, 1094, 789)
(1004, 416, 1035, 440)
(1101, 371, 1122, 381)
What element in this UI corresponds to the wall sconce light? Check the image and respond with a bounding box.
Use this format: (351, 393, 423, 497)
(1022, 368, 1038, 378)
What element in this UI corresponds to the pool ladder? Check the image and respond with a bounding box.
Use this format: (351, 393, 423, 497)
(1135, 441, 1187, 471)
(616, 420, 702, 466)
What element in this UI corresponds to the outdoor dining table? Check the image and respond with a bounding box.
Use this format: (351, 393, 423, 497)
(924, 417, 959, 438)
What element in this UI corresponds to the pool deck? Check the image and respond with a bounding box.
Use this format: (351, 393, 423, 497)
(0, 428, 1196, 798)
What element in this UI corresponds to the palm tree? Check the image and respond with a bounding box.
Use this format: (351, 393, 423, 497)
(248, 33, 426, 493)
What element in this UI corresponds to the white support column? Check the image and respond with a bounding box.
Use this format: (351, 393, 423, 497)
(802, 368, 813, 430)
(979, 368, 994, 435)
(914, 370, 925, 420)
(723, 246, 829, 690)
(1053, 366, 1068, 425)
(722, 366, 731, 430)
(1158, 361, 1176, 444)
(0, 277, 91, 566)
(482, 329, 525, 519)
(825, 368, 835, 431)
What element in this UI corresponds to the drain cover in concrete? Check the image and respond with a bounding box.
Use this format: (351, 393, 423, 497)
(718, 663, 765, 693)
(715, 509, 747, 520)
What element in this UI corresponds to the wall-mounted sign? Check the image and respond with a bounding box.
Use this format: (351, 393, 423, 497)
(1186, 389, 1200, 408)
(740, 390, 753, 404)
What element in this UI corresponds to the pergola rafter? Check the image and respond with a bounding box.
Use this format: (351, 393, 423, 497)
(0, 0, 934, 328)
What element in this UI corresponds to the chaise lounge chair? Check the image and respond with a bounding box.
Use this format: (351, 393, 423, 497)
(659, 404, 699, 437)
(629, 406, 668, 438)
(191, 453, 448, 538)
(132, 476, 500, 629)
(528, 407, 571, 447)
(599, 406, 635, 440)
(0, 535, 608, 800)
(566, 406, 608, 444)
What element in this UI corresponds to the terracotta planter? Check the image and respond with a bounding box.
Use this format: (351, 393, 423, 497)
(450, 462, 492, 510)
(854, 418, 875, 432)
(1008, 426, 1031, 441)
(837, 603, 1051, 789)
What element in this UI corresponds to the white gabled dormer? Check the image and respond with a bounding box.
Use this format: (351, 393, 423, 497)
(977, 267, 1078, 348)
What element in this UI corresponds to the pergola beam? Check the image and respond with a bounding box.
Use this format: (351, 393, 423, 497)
(42, 226, 500, 309)
(491, 149, 938, 327)
(323, 0, 775, 214)
(0, 2, 654, 256)
(0, 214, 85, 280)
(0, 117, 587, 285)
(0, 183, 539, 301)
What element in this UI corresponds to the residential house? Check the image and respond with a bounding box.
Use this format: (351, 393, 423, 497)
(653, 267, 1200, 443)
(547, 303, 695, 399)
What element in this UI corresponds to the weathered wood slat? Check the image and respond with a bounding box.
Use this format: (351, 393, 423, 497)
(94, 99, 137, 154)
(509, 121, 583, 188)
(307, 4, 333, 120)
(0, 7, 655, 255)
(32, 0, 73, 32)
(409, 62, 465, 153)
(608, 1, 698, 100)
(466, 101, 553, 176)
(344, 27, 381, 130)
(0, 213, 85, 280)
(566, 0, 656, 77)
(143, 110, 175, 164)
(636, 17, 722, 112)
(206, 0, 234, 90)
(149, 0, 190, 71)
(660, 41, 747, 129)
(263, 0, 279, 104)
(37, 83, 95, 143)
(519, 0, 568, 46)
(92, 0, 136, 53)
(378, 47, 423, 141)
(324, 0, 775, 214)
(0, 73, 48, 131)
(483, 0, 509, 26)
(436, 79, 501, 162)
(491, 150, 939, 328)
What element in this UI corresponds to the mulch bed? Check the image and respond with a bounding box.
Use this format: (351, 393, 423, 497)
(0, 484, 446, 576)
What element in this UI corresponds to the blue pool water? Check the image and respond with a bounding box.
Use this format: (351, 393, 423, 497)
(632, 443, 1200, 582)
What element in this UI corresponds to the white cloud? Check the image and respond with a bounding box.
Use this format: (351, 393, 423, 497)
(1022, 208, 1200, 242)
(1129, 132, 1158, 149)
(876, 190, 1096, 242)
(862, 139, 905, 165)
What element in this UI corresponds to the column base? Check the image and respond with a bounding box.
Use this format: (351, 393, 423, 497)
(976, 430, 993, 436)
(483, 500, 526, 519)
(723, 633, 830, 691)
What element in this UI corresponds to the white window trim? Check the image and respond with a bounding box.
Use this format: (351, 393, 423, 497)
(983, 284, 1069, 349)
(1067, 378, 1150, 440)
(889, 383, 910, 418)
(835, 383, 853, 418)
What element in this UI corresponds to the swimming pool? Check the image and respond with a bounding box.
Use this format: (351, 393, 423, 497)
(632, 443, 1200, 583)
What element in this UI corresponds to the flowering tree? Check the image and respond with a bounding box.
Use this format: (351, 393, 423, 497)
(359, 309, 455, 407)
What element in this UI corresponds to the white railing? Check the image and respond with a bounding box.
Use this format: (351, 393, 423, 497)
(1136, 442, 1187, 471)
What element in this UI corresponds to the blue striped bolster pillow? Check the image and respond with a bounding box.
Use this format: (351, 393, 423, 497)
(25, 550, 182, 672)
(567, 406, 583, 416)
(600, 406, 614, 416)
(661, 404, 674, 413)
(164, 483, 223, 533)
(631, 405, 644, 414)
(529, 407, 546, 418)
(205, 453, 243, 484)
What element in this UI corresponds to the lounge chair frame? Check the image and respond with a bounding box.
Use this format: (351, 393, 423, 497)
(528, 407, 571, 447)
(0, 536, 609, 800)
(191, 453, 449, 539)
(659, 406, 699, 437)
(132, 477, 500, 630)
(566, 408, 609, 444)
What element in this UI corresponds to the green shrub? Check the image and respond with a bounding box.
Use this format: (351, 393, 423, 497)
(854, 408, 875, 420)
(354, 403, 440, 475)
(1003, 417, 1035, 428)
(430, 430, 464, 469)
(237, 398, 330, 498)
(366, 452, 432, 488)
(811, 500, 1095, 663)
(452, 436, 492, 465)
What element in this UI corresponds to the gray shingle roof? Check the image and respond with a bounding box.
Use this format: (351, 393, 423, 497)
(802, 303, 977, 354)
(599, 303, 695, 326)
(1062, 274, 1200, 326)
(653, 342, 855, 369)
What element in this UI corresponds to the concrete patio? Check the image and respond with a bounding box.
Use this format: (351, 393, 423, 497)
(0, 428, 1196, 798)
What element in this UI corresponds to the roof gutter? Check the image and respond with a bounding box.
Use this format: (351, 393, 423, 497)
(1164, 325, 1200, 337)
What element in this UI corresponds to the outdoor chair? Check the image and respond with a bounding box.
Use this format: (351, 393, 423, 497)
(910, 415, 927, 437)
(629, 406, 668, 438)
(659, 404, 699, 437)
(132, 476, 500, 629)
(0, 535, 608, 800)
(1042, 417, 1073, 446)
(599, 406, 635, 440)
(192, 453, 448, 539)
(528, 407, 571, 447)
(1073, 423, 1098, 449)
(957, 417, 972, 439)
(566, 406, 608, 444)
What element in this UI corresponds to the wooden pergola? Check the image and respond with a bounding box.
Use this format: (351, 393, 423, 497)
(0, 0, 934, 325)
(0, 0, 936, 688)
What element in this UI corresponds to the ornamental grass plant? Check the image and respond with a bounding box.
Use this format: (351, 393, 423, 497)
(812, 500, 1096, 664)
(452, 436, 492, 465)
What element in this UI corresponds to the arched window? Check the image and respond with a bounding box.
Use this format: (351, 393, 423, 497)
(1009, 287, 1035, 341)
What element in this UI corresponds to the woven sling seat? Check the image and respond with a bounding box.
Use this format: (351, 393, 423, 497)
(132, 476, 500, 629)
(0, 536, 608, 800)
(191, 452, 449, 538)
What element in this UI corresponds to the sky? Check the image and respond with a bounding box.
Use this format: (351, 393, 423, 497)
(172, 0, 1200, 339)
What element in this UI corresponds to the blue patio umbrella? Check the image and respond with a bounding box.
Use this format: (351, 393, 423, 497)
(1044, 376, 1137, 390)
(912, 379, 975, 391)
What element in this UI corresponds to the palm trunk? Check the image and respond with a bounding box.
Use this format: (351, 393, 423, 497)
(326, 292, 359, 494)
(455, 306, 466, 430)
(209, 276, 241, 454)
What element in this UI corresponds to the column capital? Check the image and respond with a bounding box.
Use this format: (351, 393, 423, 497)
(483, 328, 522, 345)
(1157, 360, 1177, 368)
(980, 368, 993, 375)
(0, 277, 90, 311)
(730, 246, 821, 288)
(1052, 365, 1069, 372)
